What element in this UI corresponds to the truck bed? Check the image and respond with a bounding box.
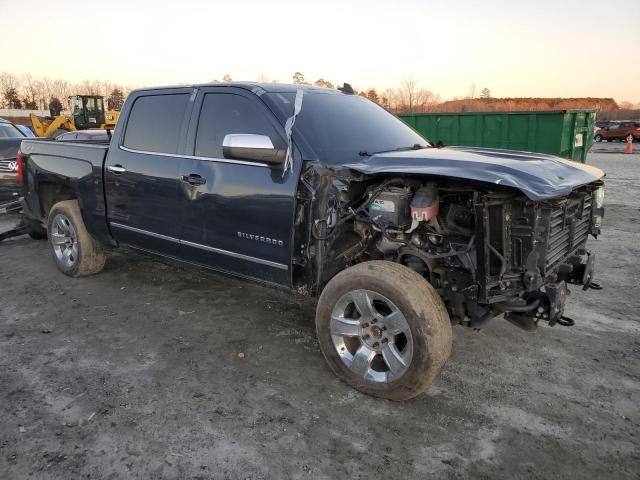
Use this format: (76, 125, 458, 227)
(20, 138, 110, 166)
(19, 138, 111, 241)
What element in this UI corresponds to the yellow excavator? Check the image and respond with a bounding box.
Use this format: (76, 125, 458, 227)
(30, 95, 120, 137)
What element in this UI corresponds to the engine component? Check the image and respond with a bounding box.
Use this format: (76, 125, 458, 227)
(442, 203, 474, 235)
(376, 235, 407, 255)
(411, 182, 439, 223)
(369, 186, 412, 229)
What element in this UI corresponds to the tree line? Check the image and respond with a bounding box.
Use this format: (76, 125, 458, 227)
(1, 71, 635, 117)
(0, 72, 130, 114)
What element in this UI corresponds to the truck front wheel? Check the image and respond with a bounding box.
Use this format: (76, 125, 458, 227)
(47, 200, 106, 277)
(316, 261, 452, 401)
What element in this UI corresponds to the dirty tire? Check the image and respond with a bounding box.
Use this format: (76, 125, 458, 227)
(594, 134, 602, 143)
(316, 261, 452, 401)
(47, 200, 106, 277)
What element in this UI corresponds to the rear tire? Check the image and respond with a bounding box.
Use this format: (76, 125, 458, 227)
(46, 200, 106, 277)
(316, 261, 452, 401)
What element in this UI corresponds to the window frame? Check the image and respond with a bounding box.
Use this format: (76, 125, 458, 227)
(185, 86, 287, 165)
(121, 91, 192, 155)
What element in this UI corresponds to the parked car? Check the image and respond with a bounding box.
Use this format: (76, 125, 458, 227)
(15, 124, 36, 137)
(594, 121, 640, 142)
(55, 130, 110, 142)
(18, 83, 606, 400)
(0, 118, 27, 203)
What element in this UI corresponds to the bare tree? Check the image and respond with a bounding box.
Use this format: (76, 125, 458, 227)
(222, 74, 233, 82)
(314, 78, 334, 89)
(401, 77, 419, 112)
(292, 72, 309, 85)
(22, 74, 39, 109)
(0, 72, 20, 108)
(467, 83, 477, 99)
(382, 88, 398, 110)
(51, 79, 71, 109)
(366, 88, 380, 104)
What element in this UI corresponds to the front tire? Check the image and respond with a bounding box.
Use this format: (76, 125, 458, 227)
(316, 261, 452, 401)
(594, 134, 602, 143)
(47, 200, 106, 277)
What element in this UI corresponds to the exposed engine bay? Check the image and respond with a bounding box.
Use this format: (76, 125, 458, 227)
(293, 164, 605, 331)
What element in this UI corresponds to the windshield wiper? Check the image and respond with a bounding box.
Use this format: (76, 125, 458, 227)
(358, 144, 429, 157)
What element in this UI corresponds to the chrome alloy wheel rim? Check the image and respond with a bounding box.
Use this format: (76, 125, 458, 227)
(50, 213, 78, 268)
(330, 289, 413, 383)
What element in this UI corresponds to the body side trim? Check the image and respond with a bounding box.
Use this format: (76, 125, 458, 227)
(109, 222, 288, 270)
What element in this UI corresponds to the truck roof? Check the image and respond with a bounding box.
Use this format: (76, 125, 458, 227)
(131, 82, 345, 95)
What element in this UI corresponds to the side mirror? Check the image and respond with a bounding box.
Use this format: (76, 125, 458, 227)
(222, 134, 285, 165)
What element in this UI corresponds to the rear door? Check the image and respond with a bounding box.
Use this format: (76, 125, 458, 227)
(177, 87, 298, 286)
(104, 88, 194, 255)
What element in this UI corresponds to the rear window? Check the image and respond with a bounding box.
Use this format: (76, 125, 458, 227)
(0, 123, 25, 139)
(123, 94, 189, 154)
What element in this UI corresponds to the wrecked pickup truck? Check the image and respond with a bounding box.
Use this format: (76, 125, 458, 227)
(18, 83, 605, 400)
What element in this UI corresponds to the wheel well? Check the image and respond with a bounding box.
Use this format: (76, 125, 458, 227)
(38, 182, 76, 218)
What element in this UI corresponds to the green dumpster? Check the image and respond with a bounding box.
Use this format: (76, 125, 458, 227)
(398, 109, 597, 163)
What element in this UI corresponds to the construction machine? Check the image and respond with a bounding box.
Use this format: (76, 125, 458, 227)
(29, 95, 120, 137)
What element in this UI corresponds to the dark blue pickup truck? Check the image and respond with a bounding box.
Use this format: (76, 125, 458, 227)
(18, 82, 605, 400)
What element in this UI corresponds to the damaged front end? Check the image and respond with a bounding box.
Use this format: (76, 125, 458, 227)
(293, 163, 605, 332)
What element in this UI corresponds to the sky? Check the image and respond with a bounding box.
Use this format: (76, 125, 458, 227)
(1, 0, 639, 103)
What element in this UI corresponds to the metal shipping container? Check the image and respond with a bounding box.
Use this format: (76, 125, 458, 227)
(398, 109, 597, 163)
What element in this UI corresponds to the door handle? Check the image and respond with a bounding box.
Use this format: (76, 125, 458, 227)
(181, 174, 206, 185)
(107, 164, 126, 174)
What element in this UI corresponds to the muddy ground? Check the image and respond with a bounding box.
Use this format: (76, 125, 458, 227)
(1, 153, 638, 479)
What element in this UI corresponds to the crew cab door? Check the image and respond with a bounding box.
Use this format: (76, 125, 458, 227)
(104, 89, 193, 255)
(177, 87, 298, 286)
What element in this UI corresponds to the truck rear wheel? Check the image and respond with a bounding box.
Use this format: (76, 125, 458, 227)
(316, 261, 452, 401)
(47, 200, 106, 277)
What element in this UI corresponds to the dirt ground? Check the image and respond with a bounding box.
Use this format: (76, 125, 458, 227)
(1, 153, 638, 479)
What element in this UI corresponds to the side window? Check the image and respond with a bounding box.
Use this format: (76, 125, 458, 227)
(194, 93, 279, 158)
(123, 94, 189, 154)
(86, 97, 96, 114)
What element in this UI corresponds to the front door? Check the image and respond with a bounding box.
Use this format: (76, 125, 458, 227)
(105, 89, 193, 256)
(177, 88, 298, 286)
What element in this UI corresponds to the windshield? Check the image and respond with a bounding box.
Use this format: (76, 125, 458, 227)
(266, 92, 428, 164)
(0, 123, 25, 139)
